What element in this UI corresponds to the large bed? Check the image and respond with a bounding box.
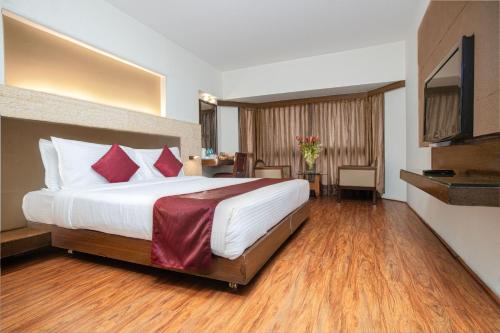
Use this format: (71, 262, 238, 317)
(3, 117, 310, 289)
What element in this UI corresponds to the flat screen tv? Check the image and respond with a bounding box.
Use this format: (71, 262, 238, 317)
(424, 35, 474, 143)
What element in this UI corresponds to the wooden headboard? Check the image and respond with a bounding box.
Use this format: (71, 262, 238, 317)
(1, 117, 181, 232)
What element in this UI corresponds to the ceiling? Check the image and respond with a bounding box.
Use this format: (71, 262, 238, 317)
(229, 82, 392, 103)
(107, 0, 421, 71)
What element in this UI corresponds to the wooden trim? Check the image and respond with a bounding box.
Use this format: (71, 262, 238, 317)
(218, 80, 405, 109)
(367, 80, 405, 96)
(219, 93, 366, 109)
(253, 92, 368, 108)
(29, 202, 310, 286)
(217, 100, 255, 108)
(406, 204, 500, 307)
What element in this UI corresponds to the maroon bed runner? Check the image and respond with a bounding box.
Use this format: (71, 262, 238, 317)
(151, 178, 291, 271)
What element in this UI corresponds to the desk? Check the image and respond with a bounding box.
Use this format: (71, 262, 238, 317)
(201, 159, 234, 167)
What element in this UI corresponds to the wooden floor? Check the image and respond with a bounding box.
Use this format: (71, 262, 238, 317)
(1, 198, 499, 333)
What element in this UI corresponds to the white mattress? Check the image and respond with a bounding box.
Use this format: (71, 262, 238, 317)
(22, 176, 309, 259)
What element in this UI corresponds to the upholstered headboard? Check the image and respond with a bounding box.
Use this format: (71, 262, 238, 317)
(1, 117, 181, 232)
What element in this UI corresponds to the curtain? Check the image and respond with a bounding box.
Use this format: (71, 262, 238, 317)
(368, 93, 385, 193)
(312, 98, 371, 190)
(239, 107, 257, 176)
(255, 104, 310, 178)
(238, 94, 385, 194)
(424, 88, 460, 141)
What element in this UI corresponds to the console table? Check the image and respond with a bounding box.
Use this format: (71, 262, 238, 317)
(201, 158, 234, 167)
(400, 134, 500, 207)
(400, 170, 500, 207)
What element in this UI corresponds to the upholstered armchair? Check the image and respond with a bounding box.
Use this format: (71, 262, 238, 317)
(253, 160, 291, 179)
(337, 166, 377, 204)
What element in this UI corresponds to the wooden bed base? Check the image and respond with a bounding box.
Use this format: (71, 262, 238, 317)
(1, 116, 310, 288)
(30, 202, 310, 288)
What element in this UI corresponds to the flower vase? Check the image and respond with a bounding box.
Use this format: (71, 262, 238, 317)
(306, 162, 315, 173)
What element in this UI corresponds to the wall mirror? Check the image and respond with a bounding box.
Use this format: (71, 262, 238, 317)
(199, 100, 217, 154)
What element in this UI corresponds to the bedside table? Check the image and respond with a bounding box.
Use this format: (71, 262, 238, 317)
(298, 172, 322, 197)
(1, 227, 51, 258)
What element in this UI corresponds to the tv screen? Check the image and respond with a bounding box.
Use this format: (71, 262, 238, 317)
(424, 35, 474, 143)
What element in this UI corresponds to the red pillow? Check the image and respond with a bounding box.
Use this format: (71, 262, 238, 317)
(154, 146, 183, 177)
(92, 144, 139, 183)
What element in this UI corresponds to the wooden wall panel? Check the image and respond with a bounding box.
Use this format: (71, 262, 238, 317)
(418, 2, 467, 67)
(432, 136, 500, 176)
(418, 1, 500, 145)
(1, 117, 180, 232)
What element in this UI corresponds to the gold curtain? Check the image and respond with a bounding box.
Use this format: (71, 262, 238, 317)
(238, 94, 385, 194)
(312, 98, 371, 189)
(255, 104, 310, 178)
(239, 107, 257, 176)
(368, 93, 385, 193)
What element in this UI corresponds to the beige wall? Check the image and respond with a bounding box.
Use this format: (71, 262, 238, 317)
(0, 85, 201, 174)
(3, 13, 163, 116)
(418, 1, 499, 145)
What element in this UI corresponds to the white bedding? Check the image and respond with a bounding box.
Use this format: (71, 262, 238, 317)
(22, 176, 309, 259)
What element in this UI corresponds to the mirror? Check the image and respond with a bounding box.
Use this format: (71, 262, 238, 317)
(199, 100, 217, 154)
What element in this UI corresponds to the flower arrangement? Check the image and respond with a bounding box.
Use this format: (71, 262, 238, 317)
(296, 135, 322, 172)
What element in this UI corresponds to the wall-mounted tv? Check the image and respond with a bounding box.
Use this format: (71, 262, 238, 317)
(424, 35, 474, 143)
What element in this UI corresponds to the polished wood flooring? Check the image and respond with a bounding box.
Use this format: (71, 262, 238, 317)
(1, 198, 499, 333)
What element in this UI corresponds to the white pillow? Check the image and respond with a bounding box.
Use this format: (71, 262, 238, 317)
(51, 137, 144, 188)
(135, 147, 184, 178)
(38, 139, 62, 191)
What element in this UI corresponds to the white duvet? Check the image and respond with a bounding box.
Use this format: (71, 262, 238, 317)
(23, 176, 309, 259)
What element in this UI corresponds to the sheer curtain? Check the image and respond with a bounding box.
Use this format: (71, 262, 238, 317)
(239, 93, 385, 194)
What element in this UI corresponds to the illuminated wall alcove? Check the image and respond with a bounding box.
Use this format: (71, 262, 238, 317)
(3, 11, 165, 116)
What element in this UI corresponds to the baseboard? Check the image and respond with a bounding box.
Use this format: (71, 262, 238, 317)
(381, 197, 407, 203)
(406, 204, 500, 307)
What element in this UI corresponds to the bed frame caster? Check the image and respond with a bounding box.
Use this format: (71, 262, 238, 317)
(67, 249, 73, 254)
(228, 282, 238, 290)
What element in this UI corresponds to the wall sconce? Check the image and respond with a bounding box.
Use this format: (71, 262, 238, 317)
(198, 91, 217, 105)
(189, 155, 200, 160)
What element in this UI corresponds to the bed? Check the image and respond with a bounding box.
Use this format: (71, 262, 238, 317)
(2, 117, 310, 288)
